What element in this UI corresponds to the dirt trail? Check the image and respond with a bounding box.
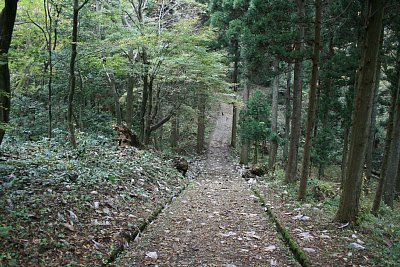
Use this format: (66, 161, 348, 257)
(118, 103, 297, 266)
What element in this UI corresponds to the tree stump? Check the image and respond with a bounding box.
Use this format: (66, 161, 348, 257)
(113, 124, 142, 148)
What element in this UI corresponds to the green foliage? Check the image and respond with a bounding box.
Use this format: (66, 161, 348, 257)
(239, 90, 271, 144)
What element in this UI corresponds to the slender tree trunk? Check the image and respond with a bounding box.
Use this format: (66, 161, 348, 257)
(170, 111, 179, 149)
(77, 68, 84, 129)
(105, 71, 122, 124)
(285, 0, 305, 183)
(299, 0, 322, 201)
(240, 79, 250, 165)
(383, 76, 400, 208)
(372, 80, 398, 214)
(283, 64, 292, 167)
(44, 0, 54, 139)
(335, 0, 384, 223)
(231, 42, 239, 148)
(67, 0, 79, 148)
(139, 48, 149, 143)
(269, 60, 279, 169)
(144, 79, 154, 144)
(67, 0, 88, 148)
(125, 49, 135, 129)
(0, 0, 18, 145)
(197, 87, 206, 154)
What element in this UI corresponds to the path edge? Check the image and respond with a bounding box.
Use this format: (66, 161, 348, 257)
(252, 186, 312, 267)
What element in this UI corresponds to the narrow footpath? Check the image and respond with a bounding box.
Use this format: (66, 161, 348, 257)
(117, 103, 298, 267)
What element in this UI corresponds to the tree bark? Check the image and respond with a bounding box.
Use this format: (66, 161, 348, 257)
(197, 87, 206, 154)
(383, 76, 400, 208)
(372, 78, 398, 214)
(240, 79, 250, 165)
(285, 0, 305, 183)
(335, 0, 384, 223)
(0, 0, 18, 145)
(364, 41, 382, 194)
(230, 42, 239, 148)
(269, 60, 279, 169)
(299, 0, 322, 201)
(341, 126, 350, 186)
(139, 47, 149, 143)
(125, 49, 135, 129)
(105, 71, 122, 124)
(170, 112, 179, 149)
(283, 64, 292, 167)
(67, 0, 89, 148)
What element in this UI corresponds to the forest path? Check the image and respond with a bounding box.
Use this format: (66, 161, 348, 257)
(118, 103, 297, 266)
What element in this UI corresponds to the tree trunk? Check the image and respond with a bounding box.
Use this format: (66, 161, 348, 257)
(67, 0, 80, 148)
(139, 48, 149, 143)
(105, 71, 122, 124)
(285, 0, 305, 183)
(372, 79, 398, 214)
(144, 79, 154, 145)
(269, 60, 279, 169)
(364, 42, 382, 194)
(240, 79, 250, 165)
(125, 49, 136, 129)
(341, 126, 350, 186)
(335, 0, 384, 223)
(44, 0, 54, 139)
(299, 0, 322, 201)
(126, 75, 134, 128)
(230, 42, 239, 148)
(283, 64, 292, 167)
(197, 87, 206, 154)
(0, 0, 18, 145)
(170, 110, 179, 149)
(383, 76, 400, 208)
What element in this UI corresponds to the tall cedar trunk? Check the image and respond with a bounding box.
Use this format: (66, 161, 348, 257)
(335, 0, 384, 223)
(396, 158, 400, 199)
(341, 126, 350, 186)
(269, 60, 279, 169)
(364, 46, 381, 194)
(105, 72, 122, 124)
(67, 0, 80, 148)
(318, 37, 334, 179)
(231, 42, 239, 148)
(372, 77, 398, 214)
(299, 0, 322, 200)
(285, 0, 305, 183)
(197, 87, 206, 154)
(240, 79, 250, 165)
(283, 64, 292, 166)
(383, 76, 400, 208)
(0, 0, 18, 145)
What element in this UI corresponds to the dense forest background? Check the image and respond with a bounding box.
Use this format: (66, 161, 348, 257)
(1, 0, 400, 266)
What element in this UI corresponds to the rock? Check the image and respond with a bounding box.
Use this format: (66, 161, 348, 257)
(349, 242, 365, 250)
(304, 247, 316, 253)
